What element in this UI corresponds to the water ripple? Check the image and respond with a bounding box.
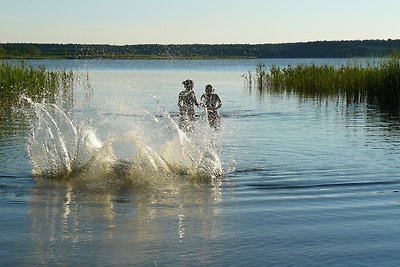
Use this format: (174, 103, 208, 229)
(246, 179, 400, 190)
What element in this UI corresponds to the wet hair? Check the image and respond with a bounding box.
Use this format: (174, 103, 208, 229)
(205, 84, 213, 93)
(182, 79, 193, 87)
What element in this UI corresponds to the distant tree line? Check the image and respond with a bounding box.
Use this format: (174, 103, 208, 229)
(1, 40, 400, 59)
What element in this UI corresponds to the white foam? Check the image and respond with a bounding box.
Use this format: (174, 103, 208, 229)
(23, 96, 224, 189)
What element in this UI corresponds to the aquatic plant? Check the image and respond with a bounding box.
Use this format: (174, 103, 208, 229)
(245, 56, 400, 111)
(241, 70, 252, 91)
(242, 63, 269, 93)
(255, 62, 268, 92)
(0, 61, 75, 114)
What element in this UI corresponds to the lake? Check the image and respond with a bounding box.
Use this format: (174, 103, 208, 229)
(1, 58, 400, 266)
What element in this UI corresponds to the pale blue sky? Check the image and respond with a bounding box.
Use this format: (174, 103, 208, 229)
(1, 0, 399, 44)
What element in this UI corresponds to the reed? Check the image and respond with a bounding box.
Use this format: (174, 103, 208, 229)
(0, 61, 74, 114)
(255, 62, 268, 92)
(246, 56, 400, 110)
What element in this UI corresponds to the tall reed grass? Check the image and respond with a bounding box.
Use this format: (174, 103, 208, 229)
(0, 61, 74, 114)
(245, 56, 400, 111)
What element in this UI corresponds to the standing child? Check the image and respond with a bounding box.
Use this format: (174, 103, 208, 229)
(200, 84, 222, 128)
(178, 79, 199, 131)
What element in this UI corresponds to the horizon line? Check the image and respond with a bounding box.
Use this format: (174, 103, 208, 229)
(1, 39, 399, 46)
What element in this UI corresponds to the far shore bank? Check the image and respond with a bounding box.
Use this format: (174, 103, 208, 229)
(1, 40, 400, 60)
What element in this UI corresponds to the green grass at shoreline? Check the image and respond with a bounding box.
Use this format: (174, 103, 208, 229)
(0, 61, 74, 114)
(249, 56, 400, 111)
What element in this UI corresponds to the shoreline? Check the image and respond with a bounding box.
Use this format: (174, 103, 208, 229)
(2, 40, 400, 59)
(0, 55, 256, 60)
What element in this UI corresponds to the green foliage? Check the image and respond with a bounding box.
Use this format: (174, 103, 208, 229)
(262, 57, 400, 110)
(0, 61, 74, 114)
(255, 62, 268, 92)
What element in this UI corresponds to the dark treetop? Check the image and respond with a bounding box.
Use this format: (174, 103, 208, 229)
(1, 39, 400, 59)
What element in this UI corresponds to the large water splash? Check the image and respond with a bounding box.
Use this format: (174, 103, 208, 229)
(22, 96, 224, 191)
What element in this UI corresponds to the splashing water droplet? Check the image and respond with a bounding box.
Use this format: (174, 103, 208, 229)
(21, 96, 226, 192)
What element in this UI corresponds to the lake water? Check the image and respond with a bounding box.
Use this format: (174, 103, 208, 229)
(1, 59, 400, 266)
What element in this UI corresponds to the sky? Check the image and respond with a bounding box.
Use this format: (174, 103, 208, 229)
(1, 0, 399, 45)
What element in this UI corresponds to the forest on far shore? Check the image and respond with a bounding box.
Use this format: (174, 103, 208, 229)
(1, 39, 400, 59)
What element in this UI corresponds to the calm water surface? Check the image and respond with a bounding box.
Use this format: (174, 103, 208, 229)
(1, 59, 400, 266)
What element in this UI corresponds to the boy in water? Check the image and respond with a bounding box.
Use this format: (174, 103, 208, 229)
(178, 79, 199, 131)
(200, 84, 222, 128)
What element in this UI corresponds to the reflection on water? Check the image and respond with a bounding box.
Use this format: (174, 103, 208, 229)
(29, 177, 223, 265)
